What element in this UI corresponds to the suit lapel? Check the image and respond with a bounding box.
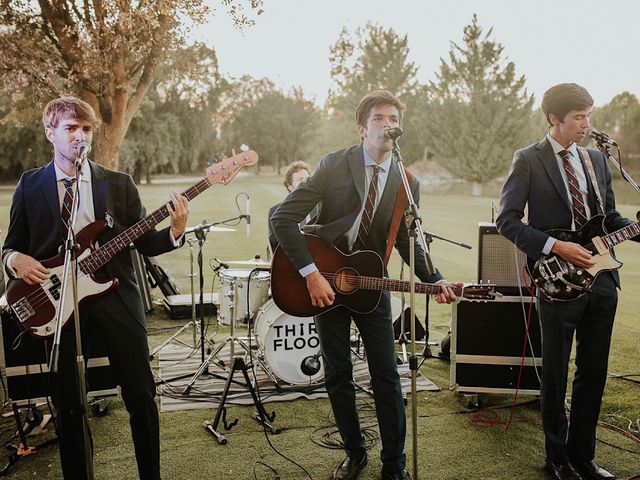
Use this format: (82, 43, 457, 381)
(347, 144, 366, 203)
(536, 138, 572, 214)
(90, 161, 107, 221)
(42, 161, 60, 227)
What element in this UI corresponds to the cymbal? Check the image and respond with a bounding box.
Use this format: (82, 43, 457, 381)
(185, 225, 236, 234)
(224, 258, 271, 267)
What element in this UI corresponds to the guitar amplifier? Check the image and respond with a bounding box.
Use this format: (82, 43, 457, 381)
(478, 222, 528, 295)
(450, 296, 542, 395)
(0, 311, 118, 405)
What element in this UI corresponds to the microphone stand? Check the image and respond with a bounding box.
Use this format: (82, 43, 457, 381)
(392, 136, 435, 480)
(48, 158, 94, 480)
(595, 140, 640, 196)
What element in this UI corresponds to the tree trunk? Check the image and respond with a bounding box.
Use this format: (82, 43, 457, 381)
(94, 121, 127, 171)
(471, 181, 482, 196)
(145, 164, 152, 185)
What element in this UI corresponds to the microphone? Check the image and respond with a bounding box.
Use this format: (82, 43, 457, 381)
(587, 127, 617, 146)
(75, 142, 91, 167)
(213, 257, 229, 271)
(301, 353, 321, 376)
(380, 126, 403, 140)
(245, 195, 251, 238)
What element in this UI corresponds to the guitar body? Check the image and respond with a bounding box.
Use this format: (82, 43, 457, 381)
(271, 235, 384, 317)
(528, 215, 622, 302)
(5, 221, 119, 338)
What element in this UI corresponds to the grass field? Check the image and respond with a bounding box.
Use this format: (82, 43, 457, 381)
(0, 173, 638, 479)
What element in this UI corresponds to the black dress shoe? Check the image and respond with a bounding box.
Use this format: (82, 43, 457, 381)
(572, 460, 616, 480)
(381, 469, 412, 480)
(332, 453, 367, 480)
(545, 461, 583, 480)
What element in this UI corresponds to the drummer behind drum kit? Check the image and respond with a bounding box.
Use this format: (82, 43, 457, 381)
(213, 258, 325, 388)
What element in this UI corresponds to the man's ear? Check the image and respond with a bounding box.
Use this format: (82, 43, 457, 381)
(548, 113, 560, 127)
(357, 124, 366, 140)
(44, 127, 54, 143)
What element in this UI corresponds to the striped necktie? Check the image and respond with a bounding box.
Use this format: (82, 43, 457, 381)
(558, 149, 588, 229)
(353, 165, 381, 251)
(61, 177, 76, 236)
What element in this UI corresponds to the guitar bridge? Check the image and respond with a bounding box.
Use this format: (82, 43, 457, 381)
(539, 256, 566, 281)
(12, 297, 36, 323)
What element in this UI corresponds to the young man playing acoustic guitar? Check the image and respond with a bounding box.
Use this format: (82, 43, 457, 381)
(2, 96, 189, 479)
(497, 83, 638, 480)
(271, 90, 456, 480)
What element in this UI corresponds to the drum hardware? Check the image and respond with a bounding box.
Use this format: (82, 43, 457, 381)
(224, 257, 271, 268)
(217, 269, 270, 327)
(202, 267, 282, 444)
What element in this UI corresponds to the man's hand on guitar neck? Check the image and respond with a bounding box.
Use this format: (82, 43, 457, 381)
(551, 240, 595, 269)
(10, 253, 50, 285)
(305, 270, 335, 309)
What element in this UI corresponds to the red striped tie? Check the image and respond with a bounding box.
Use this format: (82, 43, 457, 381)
(353, 165, 381, 251)
(558, 149, 588, 229)
(61, 178, 76, 237)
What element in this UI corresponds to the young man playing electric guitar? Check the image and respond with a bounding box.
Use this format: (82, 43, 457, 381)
(271, 90, 456, 480)
(497, 83, 638, 480)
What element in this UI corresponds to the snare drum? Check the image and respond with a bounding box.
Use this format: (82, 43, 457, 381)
(254, 300, 324, 385)
(218, 269, 270, 326)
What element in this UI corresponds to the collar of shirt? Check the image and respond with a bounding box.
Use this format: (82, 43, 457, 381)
(546, 132, 579, 159)
(54, 159, 92, 183)
(362, 147, 392, 172)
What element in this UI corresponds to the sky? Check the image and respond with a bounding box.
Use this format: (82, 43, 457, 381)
(193, 0, 640, 108)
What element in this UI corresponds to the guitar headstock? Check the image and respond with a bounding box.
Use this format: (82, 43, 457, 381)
(460, 283, 501, 301)
(205, 150, 259, 186)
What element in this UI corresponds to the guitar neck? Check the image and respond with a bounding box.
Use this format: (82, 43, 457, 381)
(602, 221, 640, 248)
(80, 178, 213, 274)
(325, 273, 449, 295)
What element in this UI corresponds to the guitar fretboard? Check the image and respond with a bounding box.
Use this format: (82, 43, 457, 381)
(602, 221, 640, 248)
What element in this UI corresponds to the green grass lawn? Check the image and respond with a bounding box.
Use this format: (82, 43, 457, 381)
(0, 174, 638, 479)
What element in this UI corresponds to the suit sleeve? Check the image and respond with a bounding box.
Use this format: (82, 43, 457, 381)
(394, 176, 444, 284)
(2, 175, 28, 276)
(496, 150, 550, 259)
(122, 175, 178, 257)
(271, 155, 330, 270)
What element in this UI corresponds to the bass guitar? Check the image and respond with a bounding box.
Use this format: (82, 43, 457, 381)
(529, 214, 640, 302)
(271, 234, 497, 317)
(4, 150, 258, 339)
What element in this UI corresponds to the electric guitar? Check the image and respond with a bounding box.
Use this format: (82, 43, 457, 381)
(3, 150, 258, 339)
(528, 214, 640, 302)
(271, 234, 497, 317)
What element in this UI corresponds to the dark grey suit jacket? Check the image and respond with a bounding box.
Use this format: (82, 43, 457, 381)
(2, 160, 179, 327)
(271, 144, 443, 284)
(496, 137, 635, 286)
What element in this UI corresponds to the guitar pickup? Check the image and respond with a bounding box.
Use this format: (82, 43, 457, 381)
(49, 274, 61, 300)
(592, 236, 608, 256)
(12, 297, 36, 324)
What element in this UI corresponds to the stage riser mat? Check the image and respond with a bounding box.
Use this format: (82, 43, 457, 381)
(157, 344, 438, 413)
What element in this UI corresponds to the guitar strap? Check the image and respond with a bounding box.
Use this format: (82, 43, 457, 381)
(384, 167, 413, 266)
(577, 146, 605, 215)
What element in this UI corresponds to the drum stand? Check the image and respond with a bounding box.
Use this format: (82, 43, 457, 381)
(183, 269, 279, 394)
(150, 237, 215, 361)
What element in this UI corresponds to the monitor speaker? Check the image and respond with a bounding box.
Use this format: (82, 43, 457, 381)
(477, 222, 527, 295)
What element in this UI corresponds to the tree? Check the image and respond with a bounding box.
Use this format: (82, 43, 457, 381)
(426, 14, 535, 194)
(325, 23, 427, 162)
(0, 0, 262, 171)
(221, 86, 320, 174)
(591, 92, 640, 171)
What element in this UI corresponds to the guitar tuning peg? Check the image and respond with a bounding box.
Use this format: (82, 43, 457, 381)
(207, 158, 216, 166)
(240, 144, 249, 152)
(231, 148, 237, 157)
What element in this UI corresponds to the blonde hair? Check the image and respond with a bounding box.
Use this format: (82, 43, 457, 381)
(42, 95, 98, 129)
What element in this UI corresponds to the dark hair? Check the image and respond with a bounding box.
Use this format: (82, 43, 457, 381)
(541, 83, 593, 126)
(355, 90, 405, 128)
(283, 161, 311, 189)
(42, 95, 98, 129)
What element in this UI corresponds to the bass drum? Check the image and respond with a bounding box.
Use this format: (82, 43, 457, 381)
(254, 300, 324, 386)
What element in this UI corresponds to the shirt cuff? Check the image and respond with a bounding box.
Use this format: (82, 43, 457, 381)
(542, 237, 556, 255)
(169, 229, 184, 247)
(4, 252, 18, 279)
(299, 263, 318, 277)
(435, 279, 447, 285)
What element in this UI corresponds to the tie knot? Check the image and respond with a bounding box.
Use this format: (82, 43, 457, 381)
(62, 178, 76, 189)
(558, 149, 570, 161)
(372, 165, 381, 175)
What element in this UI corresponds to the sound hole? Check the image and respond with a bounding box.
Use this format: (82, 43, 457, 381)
(334, 268, 358, 294)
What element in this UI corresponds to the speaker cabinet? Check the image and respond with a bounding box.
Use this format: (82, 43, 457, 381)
(477, 222, 528, 296)
(451, 296, 541, 395)
(0, 312, 117, 405)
